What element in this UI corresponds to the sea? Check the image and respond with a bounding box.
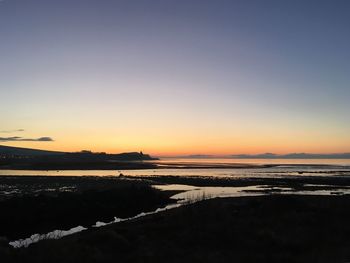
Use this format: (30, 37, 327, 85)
(1, 158, 350, 178)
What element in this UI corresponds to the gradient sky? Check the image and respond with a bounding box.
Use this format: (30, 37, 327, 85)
(1, 0, 350, 155)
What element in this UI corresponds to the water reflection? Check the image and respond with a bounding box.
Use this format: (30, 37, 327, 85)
(1, 166, 350, 178)
(9, 226, 87, 248)
(155, 184, 350, 203)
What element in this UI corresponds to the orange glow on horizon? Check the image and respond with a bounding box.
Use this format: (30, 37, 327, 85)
(3, 135, 350, 157)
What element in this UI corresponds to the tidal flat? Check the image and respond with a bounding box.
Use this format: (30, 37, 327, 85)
(0, 175, 349, 262)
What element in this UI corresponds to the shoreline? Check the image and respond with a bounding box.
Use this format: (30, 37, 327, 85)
(2, 159, 350, 171)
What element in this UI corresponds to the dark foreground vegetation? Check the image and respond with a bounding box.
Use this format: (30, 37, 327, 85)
(1, 195, 349, 262)
(0, 177, 176, 241)
(1, 175, 350, 262)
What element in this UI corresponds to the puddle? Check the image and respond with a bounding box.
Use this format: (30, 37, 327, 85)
(9, 226, 87, 248)
(154, 184, 350, 204)
(92, 203, 182, 228)
(154, 185, 266, 202)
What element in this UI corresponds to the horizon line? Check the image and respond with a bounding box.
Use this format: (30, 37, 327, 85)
(1, 144, 350, 157)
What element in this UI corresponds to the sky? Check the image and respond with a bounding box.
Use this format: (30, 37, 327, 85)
(1, 0, 350, 155)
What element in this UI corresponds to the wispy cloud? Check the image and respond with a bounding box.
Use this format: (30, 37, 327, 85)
(0, 137, 54, 142)
(0, 129, 25, 133)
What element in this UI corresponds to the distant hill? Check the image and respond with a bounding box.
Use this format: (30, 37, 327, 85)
(65, 151, 156, 161)
(0, 145, 157, 164)
(0, 145, 65, 156)
(231, 153, 350, 159)
(0, 145, 158, 170)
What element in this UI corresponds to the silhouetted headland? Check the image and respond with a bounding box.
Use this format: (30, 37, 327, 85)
(0, 145, 157, 170)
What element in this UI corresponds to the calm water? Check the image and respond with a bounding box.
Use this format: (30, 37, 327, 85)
(157, 158, 350, 166)
(1, 158, 350, 178)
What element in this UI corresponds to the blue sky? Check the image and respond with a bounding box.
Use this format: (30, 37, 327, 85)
(1, 0, 349, 154)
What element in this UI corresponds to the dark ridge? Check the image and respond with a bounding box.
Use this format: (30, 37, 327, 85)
(0, 145, 64, 156)
(0, 146, 158, 170)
